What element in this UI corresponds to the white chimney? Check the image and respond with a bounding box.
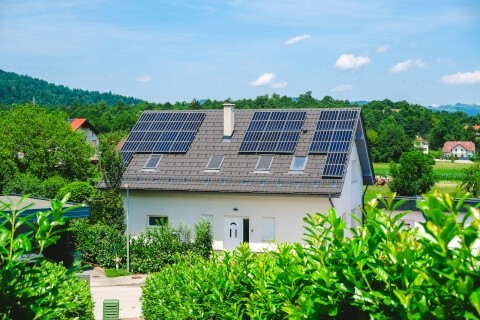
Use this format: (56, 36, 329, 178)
(223, 103, 235, 139)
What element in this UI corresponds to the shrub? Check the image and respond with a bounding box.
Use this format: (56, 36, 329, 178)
(104, 268, 129, 277)
(89, 189, 125, 232)
(142, 193, 480, 319)
(129, 223, 193, 274)
(193, 219, 213, 259)
(2, 172, 41, 195)
(462, 162, 480, 197)
(38, 175, 68, 199)
(70, 219, 126, 268)
(56, 181, 95, 203)
(0, 196, 94, 319)
(390, 151, 436, 195)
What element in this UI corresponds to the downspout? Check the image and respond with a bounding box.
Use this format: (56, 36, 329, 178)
(362, 185, 369, 224)
(328, 194, 335, 209)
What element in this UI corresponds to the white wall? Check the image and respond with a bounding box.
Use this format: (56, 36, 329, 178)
(332, 143, 364, 229)
(124, 190, 335, 251)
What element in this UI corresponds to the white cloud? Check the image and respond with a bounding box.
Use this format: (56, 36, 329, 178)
(376, 44, 389, 53)
(271, 81, 289, 89)
(249, 72, 276, 86)
(135, 74, 152, 83)
(389, 59, 425, 74)
(334, 54, 371, 70)
(331, 84, 353, 92)
(440, 70, 480, 85)
(285, 34, 310, 45)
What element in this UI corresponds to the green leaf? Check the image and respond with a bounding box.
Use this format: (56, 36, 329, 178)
(470, 288, 480, 316)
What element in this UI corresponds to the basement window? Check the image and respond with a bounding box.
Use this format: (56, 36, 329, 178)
(256, 155, 274, 171)
(147, 215, 168, 227)
(206, 155, 225, 170)
(144, 154, 162, 169)
(289, 156, 308, 172)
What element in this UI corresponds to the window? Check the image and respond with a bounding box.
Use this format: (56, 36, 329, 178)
(351, 159, 358, 183)
(206, 155, 225, 170)
(147, 215, 168, 227)
(144, 154, 162, 169)
(262, 217, 275, 241)
(289, 156, 307, 171)
(256, 155, 274, 171)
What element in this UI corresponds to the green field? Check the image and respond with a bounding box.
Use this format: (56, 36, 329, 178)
(365, 161, 472, 202)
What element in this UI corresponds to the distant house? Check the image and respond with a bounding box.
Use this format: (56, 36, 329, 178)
(442, 141, 475, 159)
(120, 104, 375, 251)
(413, 136, 429, 154)
(68, 118, 99, 148)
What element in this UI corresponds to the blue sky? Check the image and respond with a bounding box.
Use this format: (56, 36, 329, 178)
(0, 0, 479, 106)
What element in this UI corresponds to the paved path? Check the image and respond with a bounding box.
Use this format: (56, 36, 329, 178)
(82, 267, 147, 320)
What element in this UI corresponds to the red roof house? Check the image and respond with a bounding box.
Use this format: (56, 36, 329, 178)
(442, 141, 475, 159)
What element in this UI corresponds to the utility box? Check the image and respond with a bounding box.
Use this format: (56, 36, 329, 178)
(103, 299, 119, 320)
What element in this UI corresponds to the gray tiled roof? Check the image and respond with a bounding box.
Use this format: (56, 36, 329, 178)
(121, 108, 374, 195)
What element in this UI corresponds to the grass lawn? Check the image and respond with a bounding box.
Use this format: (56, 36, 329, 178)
(365, 162, 469, 203)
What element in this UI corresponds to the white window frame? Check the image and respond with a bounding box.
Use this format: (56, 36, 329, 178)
(289, 156, 308, 172)
(351, 159, 358, 183)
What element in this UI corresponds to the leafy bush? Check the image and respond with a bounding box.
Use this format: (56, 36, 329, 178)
(0, 196, 94, 319)
(71, 219, 209, 272)
(2, 172, 41, 195)
(192, 219, 213, 259)
(89, 189, 125, 232)
(56, 181, 95, 203)
(462, 162, 480, 197)
(142, 193, 480, 319)
(70, 219, 126, 268)
(129, 223, 193, 274)
(38, 175, 68, 199)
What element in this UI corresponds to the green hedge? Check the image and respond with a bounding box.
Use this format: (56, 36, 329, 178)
(71, 219, 212, 272)
(142, 193, 480, 319)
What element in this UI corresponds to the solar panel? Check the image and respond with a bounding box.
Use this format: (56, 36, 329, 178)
(121, 111, 206, 165)
(308, 109, 360, 178)
(239, 111, 306, 154)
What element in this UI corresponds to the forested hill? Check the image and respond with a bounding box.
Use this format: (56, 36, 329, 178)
(0, 69, 144, 107)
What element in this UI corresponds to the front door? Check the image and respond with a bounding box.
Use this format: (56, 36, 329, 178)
(224, 217, 243, 250)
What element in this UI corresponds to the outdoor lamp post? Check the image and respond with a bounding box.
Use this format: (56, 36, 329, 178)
(125, 183, 130, 273)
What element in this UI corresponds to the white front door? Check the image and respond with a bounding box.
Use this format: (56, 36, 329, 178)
(224, 217, 243, 250)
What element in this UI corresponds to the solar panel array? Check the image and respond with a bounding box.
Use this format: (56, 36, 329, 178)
(239, 111, 306, 153)
(309, 109, 359, 178)
(121, 112, 206, 165)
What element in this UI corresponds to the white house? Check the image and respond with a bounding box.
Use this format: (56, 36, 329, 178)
(69, 118, 99, 148)
(413, 136, 429, 154)
(442, 141, 475, 159)
(120, 104, 374, 251)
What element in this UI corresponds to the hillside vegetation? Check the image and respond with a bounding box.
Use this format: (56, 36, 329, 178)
(1, 70, 480, 163)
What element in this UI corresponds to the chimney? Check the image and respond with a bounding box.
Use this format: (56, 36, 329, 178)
(223, 102, 235, 139)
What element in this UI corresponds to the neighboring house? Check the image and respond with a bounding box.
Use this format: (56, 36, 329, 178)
(413, 136, 429, 154)
(442, 141, 475, 159)
(120, 104, 375, 251)
(69, 118, 99, 148)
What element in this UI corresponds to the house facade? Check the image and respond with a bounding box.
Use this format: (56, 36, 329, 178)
(69, 118, 99, 148)
(120, 104, 374, 251)
(413, 136, 429, 154)
(442, 141, 475, 159)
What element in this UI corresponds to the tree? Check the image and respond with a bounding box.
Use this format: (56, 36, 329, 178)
(98, 131, 125, 191)
(461, 162, 480, 197)
(0, 104, 97, 191)
(389, 151, 436, 196)
(376, 119, 411, 162)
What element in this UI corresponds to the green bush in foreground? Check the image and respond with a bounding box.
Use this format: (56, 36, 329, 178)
(0, 196, 94, 320)
(142, 193, 480, 319)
